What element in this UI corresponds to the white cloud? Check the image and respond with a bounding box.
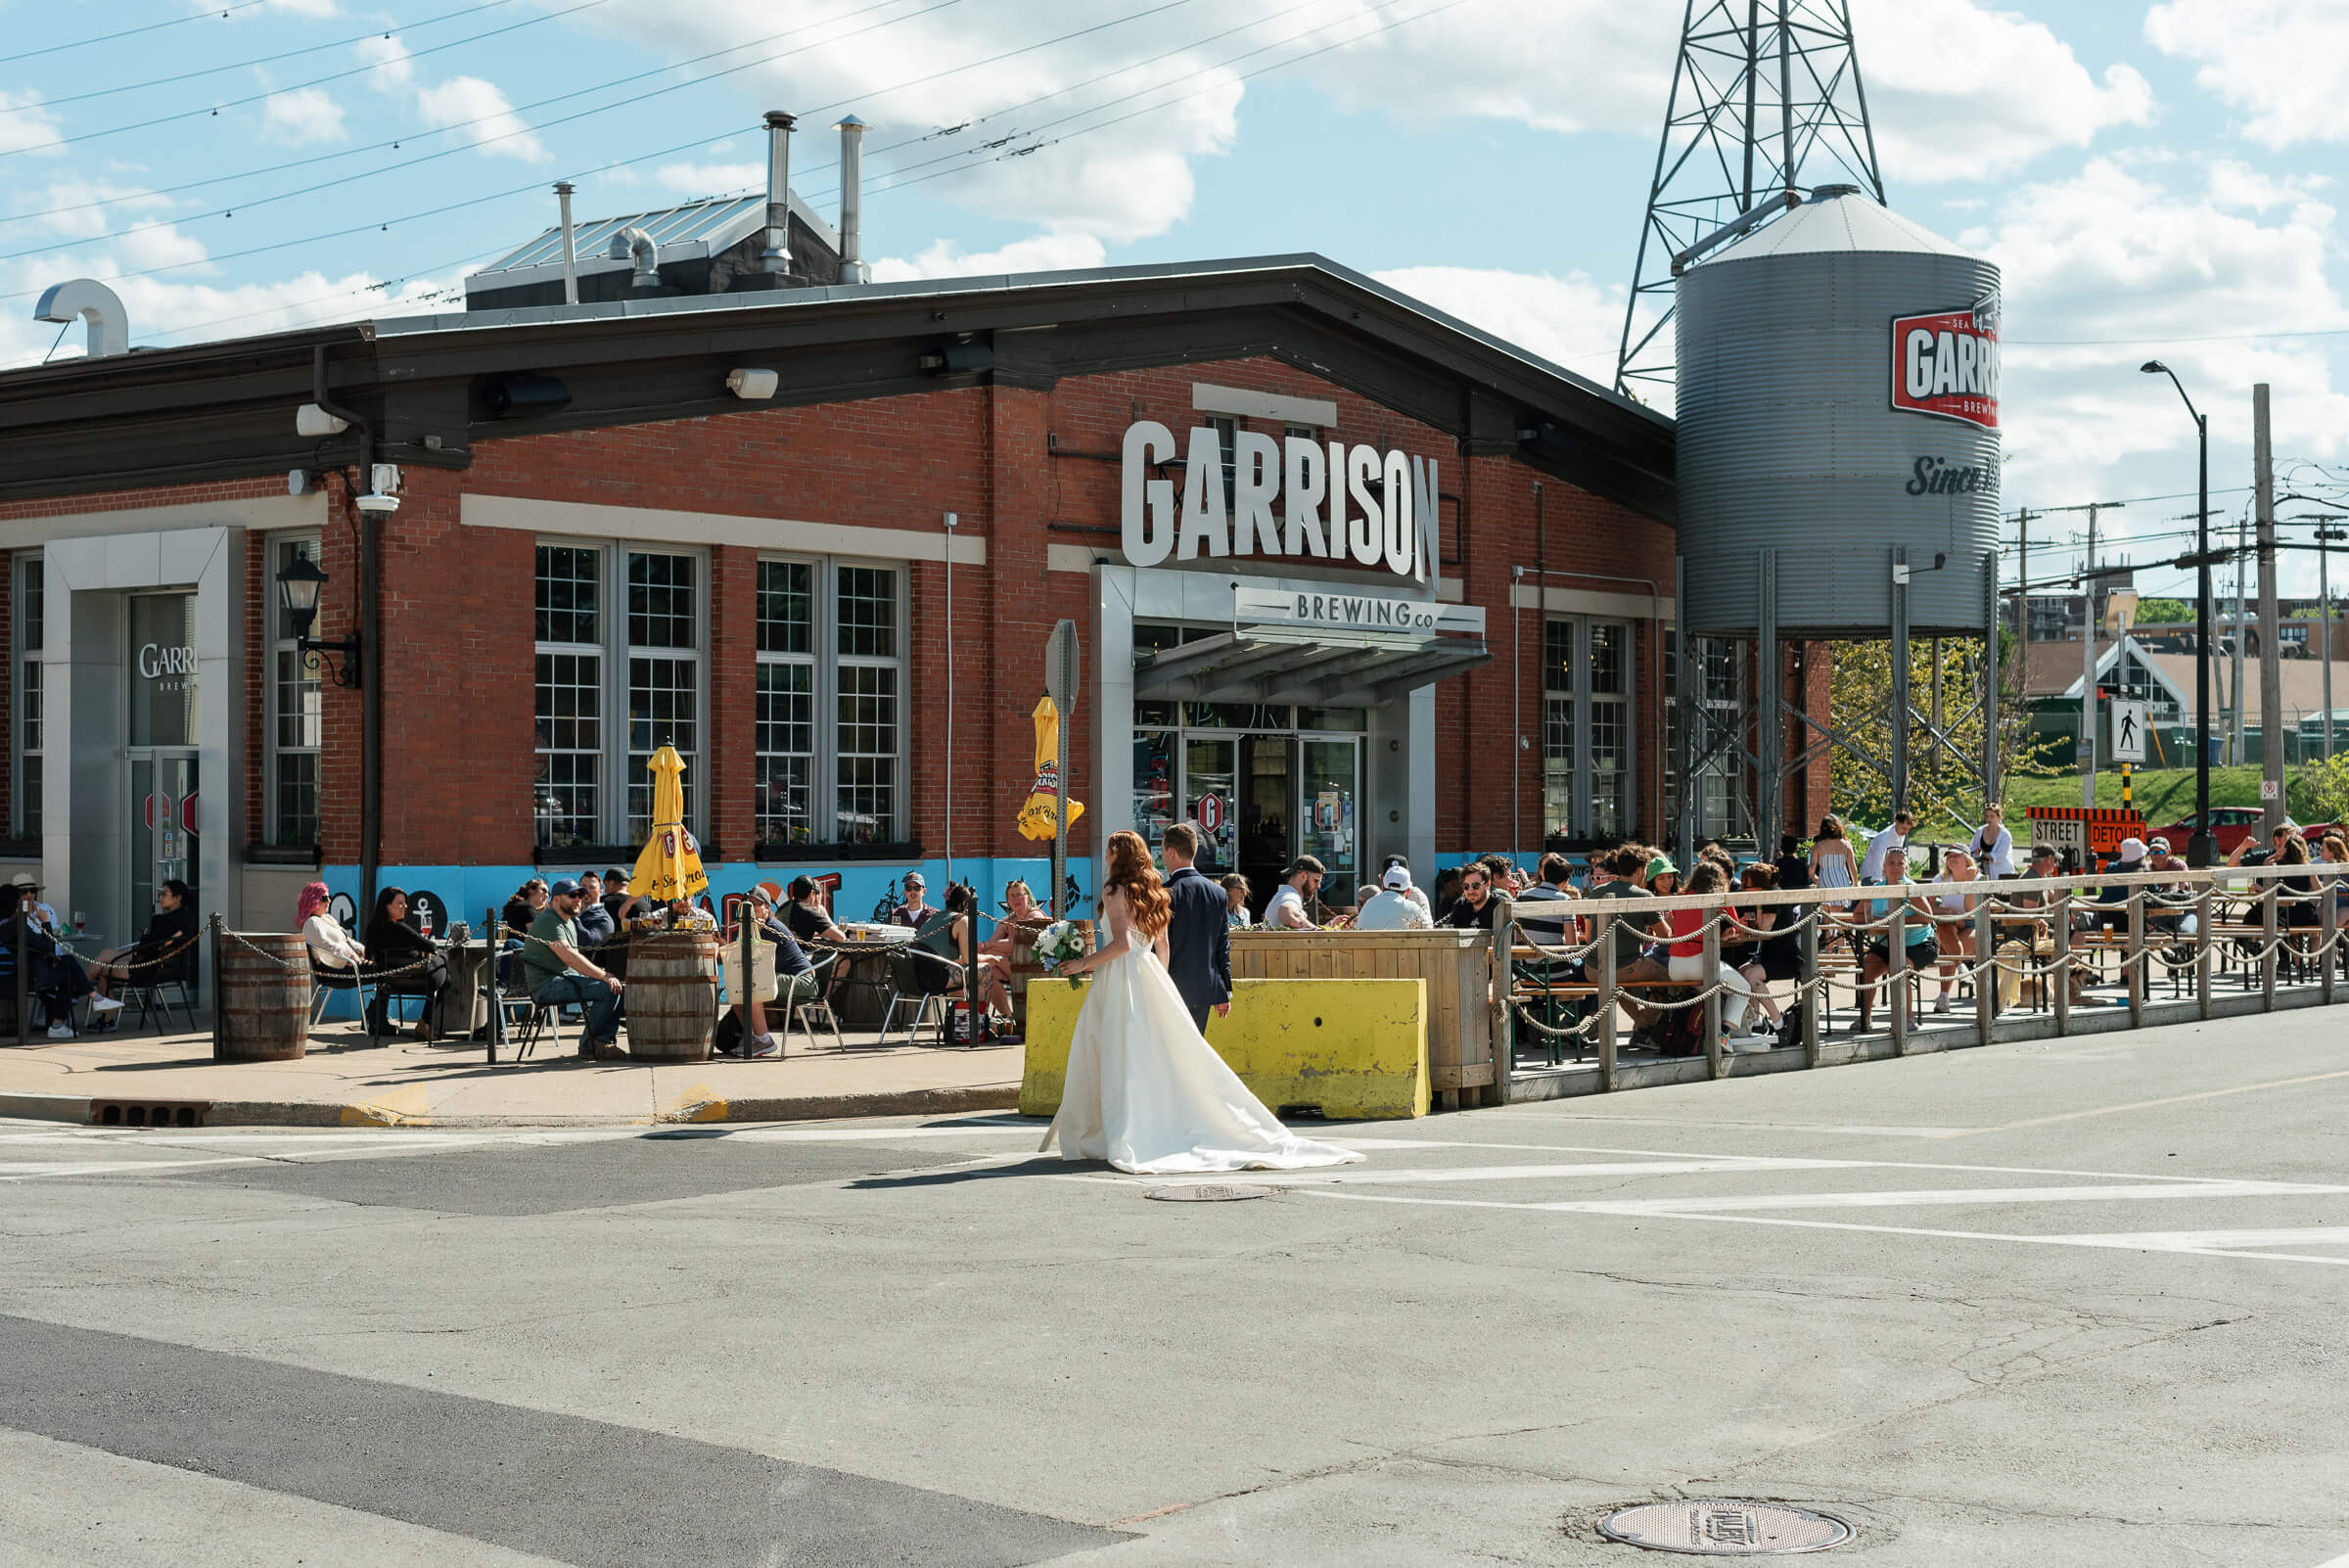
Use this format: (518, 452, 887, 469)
(1371, 265, 1635, 386)
(1964, 158, 2349, 581)
(654, 161, 762, 199)
(2145, 0, 2349, 149)
(31, 180, 175, 240)
(0, 90, 66, 158)
(355, 33, 413, 93)
(265, 0, 342, 15)
(264, 87, 346, 143)
(415, 75, 548, 161)
(868, 233, 1107, 282)
(1849, 0, 2154, 184)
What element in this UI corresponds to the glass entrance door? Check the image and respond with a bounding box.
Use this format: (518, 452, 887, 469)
(1299, 737, 1359, 905)
(1238, 735, 1295, 915)
(1182, 737, 1238, 873)
(129, 752, 199, 925)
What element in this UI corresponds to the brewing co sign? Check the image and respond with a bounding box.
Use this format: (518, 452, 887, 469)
(1891, 290, 2000, 431)
(1121, 421, 1440, 582)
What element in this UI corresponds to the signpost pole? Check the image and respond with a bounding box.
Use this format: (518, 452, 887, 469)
(1045, 621, 1081, 922)
(2254, 384, 2285, 835)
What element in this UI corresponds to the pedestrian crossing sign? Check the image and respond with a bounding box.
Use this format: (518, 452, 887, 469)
(2110, 699, 2148, 764)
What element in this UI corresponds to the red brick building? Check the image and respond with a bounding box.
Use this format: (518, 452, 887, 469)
(0, 254, 1708, 949)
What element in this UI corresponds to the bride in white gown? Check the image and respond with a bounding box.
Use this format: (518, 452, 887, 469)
(1039, 831, 1362, 1175)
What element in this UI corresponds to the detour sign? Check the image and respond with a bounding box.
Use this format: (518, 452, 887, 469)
(2027, 806, 2146, 863)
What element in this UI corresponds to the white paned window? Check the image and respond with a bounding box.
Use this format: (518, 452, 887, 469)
(754, 558, 902, 851)
(1543, 616, 1636, 843)
(533, 541, 704, 849)
(266, 534, 323, 847)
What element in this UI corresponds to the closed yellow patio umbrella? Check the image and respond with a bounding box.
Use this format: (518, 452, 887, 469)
(631, 745, 709, 901)
(1016, 696, 1084, 842)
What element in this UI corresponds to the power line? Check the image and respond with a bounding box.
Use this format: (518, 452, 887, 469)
(0, 0, 272, 68)
(2, 0, 946, 227)
(0, 0, 615, 161)
(2, 0, 528, 114)
(2006, 325, 2349, 347)
(3, 0, 1463, 336)
(128, 0, 1362, 346)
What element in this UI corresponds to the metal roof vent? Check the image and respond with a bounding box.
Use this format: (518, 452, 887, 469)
(33, 279, 128, 358)
(607, 226, 659, 289)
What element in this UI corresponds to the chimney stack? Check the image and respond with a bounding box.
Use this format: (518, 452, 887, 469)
(553, 181, 579, 305)
(834, 114, 867, 284)
(761, 111, 797, 277)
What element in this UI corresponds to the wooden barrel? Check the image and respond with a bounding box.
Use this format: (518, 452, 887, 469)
(623, 929, 718, 1061)
(217, 932, 310, 1062)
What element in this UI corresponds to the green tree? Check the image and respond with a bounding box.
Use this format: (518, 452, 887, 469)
(1825, 633, 2056, 829)
(2298, 753, 2349, 823)
(2134, 596, 2192, 625)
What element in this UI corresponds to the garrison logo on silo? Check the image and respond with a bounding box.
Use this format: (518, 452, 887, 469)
(1888, 289, 2001, 431)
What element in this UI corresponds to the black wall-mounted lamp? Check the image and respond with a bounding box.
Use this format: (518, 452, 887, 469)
(277, 553, 362, 690)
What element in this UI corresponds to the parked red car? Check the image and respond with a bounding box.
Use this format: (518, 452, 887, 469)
(2149, 807, 2337, 856)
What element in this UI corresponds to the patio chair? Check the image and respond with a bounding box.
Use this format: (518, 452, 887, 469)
(781, 951, 845, 1054)
(117, 943, 200, 1037)
(879, 943, 961, 1046)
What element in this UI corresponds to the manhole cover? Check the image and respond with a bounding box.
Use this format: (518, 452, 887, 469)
(1596, 1500, 1852, 1556)
(1142, 1183, 1275, 1203)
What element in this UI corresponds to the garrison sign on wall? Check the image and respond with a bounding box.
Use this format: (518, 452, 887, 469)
(1120, 420, 1443, 582)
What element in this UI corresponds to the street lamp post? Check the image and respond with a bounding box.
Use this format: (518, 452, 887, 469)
(2142, 361, 2214, 865)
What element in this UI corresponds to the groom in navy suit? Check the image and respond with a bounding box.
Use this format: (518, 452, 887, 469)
(1159, 822, 1231, 1036)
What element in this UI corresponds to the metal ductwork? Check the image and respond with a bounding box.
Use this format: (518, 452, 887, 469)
(607, 226, 659, 289)
(834, 114, 867, 284)
(33, 278, 129, 357)
(554, 181, 579, 304)
(762, 110, 797, 277)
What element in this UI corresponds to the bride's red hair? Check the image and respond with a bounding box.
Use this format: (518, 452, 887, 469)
(1103, 830, 1171, 937)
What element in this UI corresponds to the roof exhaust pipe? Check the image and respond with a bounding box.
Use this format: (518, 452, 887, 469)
(33, 278, 129, 358)
(762, 110, 797, 277)
(553, 181, 579, 305)
(834, 114, 867, 284)
(608, 226, 659, 289)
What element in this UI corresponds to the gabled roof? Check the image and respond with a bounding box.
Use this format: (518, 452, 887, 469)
(468, 191, 839, 293)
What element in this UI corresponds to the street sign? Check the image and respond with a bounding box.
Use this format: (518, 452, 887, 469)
(2110, 699, 2148, 764)
(1044, 620, 1080, 715)
(2262, 778, 2280, 802)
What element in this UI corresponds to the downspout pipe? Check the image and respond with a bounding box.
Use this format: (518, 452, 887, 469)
(311, 345, 381, 916)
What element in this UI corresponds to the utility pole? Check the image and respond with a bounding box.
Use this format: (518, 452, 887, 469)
(2233, 511, 2249, 765)
(2254, 386, 2283, 836)
(2036, 500, 2125, 803)
(2013, 507, 2032, 644)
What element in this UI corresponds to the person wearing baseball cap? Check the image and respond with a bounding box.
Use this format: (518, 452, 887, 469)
(1355, 862, 1433, 931)
(1264, 855, 1325, 930)
(517, 877, 625, 1058)
(888, 872, 938, 931)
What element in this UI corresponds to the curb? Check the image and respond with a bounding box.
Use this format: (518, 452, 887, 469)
(2, 1084, 1022, 1130)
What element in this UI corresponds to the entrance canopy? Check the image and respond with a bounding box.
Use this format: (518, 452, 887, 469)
(1133, 627, 1490, 707)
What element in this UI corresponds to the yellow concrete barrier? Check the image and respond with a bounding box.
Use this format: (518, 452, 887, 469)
(1020, 976, 1429, 1120)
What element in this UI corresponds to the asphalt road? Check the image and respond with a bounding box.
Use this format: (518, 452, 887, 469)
(3, 1008, 2346, 1567)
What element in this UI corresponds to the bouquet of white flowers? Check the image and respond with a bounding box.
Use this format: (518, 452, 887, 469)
(1032, 920, 1089, 973)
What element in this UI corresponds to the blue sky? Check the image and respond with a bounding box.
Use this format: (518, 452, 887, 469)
(2, 0, 2344, 598)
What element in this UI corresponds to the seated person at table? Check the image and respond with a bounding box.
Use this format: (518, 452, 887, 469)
(914, 883, 1009, 1020)
(361, 886, 448, 1039)
(517, 879, 625, 1059)
(1221, 874, 1253, 930)
(888, 872, 939, 931)
(503, 878, 549, 941)
(601, 868, 642, 927)
(83, 878, 200, 1025)
(784, 877, 847, 945)
(718, 889, 821, 1059)
(1264, 856, 1324, 930)
(572, 871, 616, 948)
(980, 879, 1046, 960)
(1357, 863, 1434, 931)
(3, 879, 97, 1038)
(1851, 848, 1937, 1034)
(298, 880, 368, 992)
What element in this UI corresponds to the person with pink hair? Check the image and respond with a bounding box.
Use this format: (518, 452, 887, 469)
(298, 881, 366, 984)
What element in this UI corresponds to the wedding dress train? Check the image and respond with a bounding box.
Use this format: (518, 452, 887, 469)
(1038, 945, 1362, 1175)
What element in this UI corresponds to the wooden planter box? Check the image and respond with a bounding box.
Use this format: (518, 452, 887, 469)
(1230, 928, 1494, 1107)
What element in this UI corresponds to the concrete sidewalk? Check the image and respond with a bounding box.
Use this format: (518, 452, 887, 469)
(0, 1021, 1023, 1128)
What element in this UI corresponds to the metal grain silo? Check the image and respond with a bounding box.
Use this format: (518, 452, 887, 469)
(1674, 187, 2001, 637)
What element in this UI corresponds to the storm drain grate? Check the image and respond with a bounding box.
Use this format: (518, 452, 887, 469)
(91, 1101, 208, 1129)
(1596, 1500, 1852, 1556)
(1142, 1183, 1275, 1203)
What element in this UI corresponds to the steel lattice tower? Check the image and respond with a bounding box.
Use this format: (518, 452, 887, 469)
(1614, 0, 1886, 402)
